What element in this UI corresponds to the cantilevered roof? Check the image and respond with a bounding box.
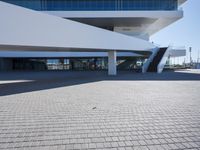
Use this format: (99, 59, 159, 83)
(0, 1, 155, 52)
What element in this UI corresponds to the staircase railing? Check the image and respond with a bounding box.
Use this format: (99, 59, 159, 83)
(142, 47, 159, 73)
(157, 46, 172, 73)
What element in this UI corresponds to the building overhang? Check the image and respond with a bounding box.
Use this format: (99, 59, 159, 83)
(44, 10, 183, 36)
(0, 1, 156, 53)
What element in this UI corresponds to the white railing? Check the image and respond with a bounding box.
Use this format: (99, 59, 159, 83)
(157, 46, 172, 73)
(171, 46, 185, 50)
(142, 47, 159, 73)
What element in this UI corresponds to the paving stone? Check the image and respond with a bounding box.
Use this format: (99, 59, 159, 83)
(111, 142, 119, 147)
(0, 70, 200, 149)
(96, 143, 104, 149)
(104, 142, 112, 148)
(88, 143, 96, 149)
(118, 141, 126, 147)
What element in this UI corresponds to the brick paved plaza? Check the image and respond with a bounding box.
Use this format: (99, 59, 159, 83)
(0, 69, 200, 150)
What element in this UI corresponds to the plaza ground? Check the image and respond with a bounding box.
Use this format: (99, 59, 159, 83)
(0, 69, 200, 150)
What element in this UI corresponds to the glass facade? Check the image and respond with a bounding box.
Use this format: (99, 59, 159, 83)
(12, 57, 144, 71)
(3, 0, 178, 11)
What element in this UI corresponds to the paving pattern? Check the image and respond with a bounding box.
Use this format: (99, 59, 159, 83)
(0, 70, 200, 150)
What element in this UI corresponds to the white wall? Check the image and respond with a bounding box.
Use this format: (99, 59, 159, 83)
(0, 1, 155, 52)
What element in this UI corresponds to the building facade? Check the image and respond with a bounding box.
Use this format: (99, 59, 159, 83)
(0, 0, 187, 74)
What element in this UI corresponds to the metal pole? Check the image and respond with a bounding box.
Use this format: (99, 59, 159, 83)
(189, 47, 192, 66)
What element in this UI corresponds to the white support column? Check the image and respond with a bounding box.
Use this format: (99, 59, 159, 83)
(108, 50, 117, 75)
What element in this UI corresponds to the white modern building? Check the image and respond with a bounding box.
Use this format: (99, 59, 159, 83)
(0, 0, 187, 75)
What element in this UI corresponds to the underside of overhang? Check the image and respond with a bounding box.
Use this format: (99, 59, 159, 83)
(45, 10, 183, 37)
(0, 51, 143, 58)
(68, 16, 182, 38)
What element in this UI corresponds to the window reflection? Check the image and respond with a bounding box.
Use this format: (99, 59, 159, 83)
(2, 0, 178, 11)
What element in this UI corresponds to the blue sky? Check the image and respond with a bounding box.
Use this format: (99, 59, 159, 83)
(151, 0, 200, 64)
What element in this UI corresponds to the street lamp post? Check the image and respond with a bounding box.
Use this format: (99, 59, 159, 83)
(189, 47, 192, 66)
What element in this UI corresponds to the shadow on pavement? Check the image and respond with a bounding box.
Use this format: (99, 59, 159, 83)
(0, 70, 200, 96)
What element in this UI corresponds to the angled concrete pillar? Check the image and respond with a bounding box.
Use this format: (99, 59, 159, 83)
(108, 51, 117, 75)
